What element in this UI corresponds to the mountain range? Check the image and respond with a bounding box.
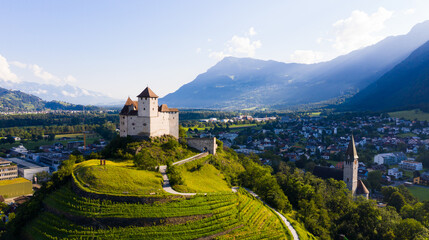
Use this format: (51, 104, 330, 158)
(342, 39, 429, 112)
(0, 80, 120, 106)
(161, 20, 429, 110)
(0, 86, 99, 112)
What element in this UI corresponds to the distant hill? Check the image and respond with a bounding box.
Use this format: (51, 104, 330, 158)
(0, 80, 121, 106)
(0, 86, 100, 112)
(341, 40, 429, 112)
(161, 20, 429, 110)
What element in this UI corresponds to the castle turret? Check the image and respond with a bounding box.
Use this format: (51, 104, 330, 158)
(137, 87, 159, 117)
(343, 135, 358, 196)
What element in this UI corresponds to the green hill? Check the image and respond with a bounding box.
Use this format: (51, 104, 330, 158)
(5, 138, 313, 239)
(0, 86, 100, 112)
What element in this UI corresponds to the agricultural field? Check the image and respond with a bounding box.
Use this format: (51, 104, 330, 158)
(25, 186, 292, 239)
(0, 177, 33, 198)
(407, 186, 429, 201)
(73, 160, 164, 196)
(389, 109, 429, 121)
(173, 157, 231, 193)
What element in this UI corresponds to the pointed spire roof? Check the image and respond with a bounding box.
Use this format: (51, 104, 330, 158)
(125, 97, 134, 105)
(137, 87, 159, 98)
(356, 180, 369, 195)
(346, 135, 358, 161)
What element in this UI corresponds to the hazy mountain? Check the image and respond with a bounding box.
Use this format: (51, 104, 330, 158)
(0, 86, 100, 112)
(341, 40, 429, 112)
(0, 80, 121, 106)
(161, 20, 429, 109)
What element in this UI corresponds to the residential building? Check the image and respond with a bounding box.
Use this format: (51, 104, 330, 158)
(7, 158, 49, 181)
(399, 160, 423, 171)
(374, 152, 407, 165)
(0, 158, 18, 181)
(387, 168, 403, 179)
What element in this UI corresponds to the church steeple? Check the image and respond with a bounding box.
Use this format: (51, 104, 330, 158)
(343, 135, 359, 197)
(345, 135, 358, 162)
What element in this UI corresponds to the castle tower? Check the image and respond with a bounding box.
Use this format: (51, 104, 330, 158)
(137, 87, 159, 117)
(343, 135, 359, 196)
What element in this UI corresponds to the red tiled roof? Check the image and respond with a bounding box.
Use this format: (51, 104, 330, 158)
(137, 87, 159, 98)
(159, 104, 179, 112)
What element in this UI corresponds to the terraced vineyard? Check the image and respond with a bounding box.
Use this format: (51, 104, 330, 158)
(25, 185, 291, 239)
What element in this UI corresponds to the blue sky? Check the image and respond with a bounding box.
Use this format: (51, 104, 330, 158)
(1, 1, 429, 100)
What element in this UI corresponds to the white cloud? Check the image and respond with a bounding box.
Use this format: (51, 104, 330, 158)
(61, 90, 77, 97)
(65, 75, 77, 84)
(290, 50, 325, 64)
(30, 64, 58, 83)
(196, 48, 202, 54)
(0, 54, 20, 83)
(404, 8, 415, 15)
(209, 51, 230, 60)
(248, 27, 257, 36)
(209, 29, 262, 60)
(10, 61, 27, 69)
(332, 7, 393, 53)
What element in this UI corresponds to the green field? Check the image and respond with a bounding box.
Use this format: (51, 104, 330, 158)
(0, 135, 100, 151)
(407, 186, 429, 201)
(389, 109, 429, 121)
(25, 188, 292, 239)
(0, 177, 32, 198)
(173, 157, 231, 193)
(73, 160, 165, 196)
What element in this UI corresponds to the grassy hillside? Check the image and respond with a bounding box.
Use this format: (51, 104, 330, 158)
(73, 160, 164, 196)
(172, 156, 231, 193)
(25, 185, 291, 239)
(0, 86, 100, 112)
(389, 109, 429, 121)
(7, 138, 313, 239)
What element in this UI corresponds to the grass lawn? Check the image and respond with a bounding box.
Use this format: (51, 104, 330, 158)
(0, 177, 30, 186)
(407, 186, 429, 201)
(173, 157, 231, 193)
(389, 109, 429, 121)
(73, 160, 165, 195)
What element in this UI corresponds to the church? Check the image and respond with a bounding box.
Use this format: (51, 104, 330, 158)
(313, 136, 369, 199)
(119, 87, 179, 139)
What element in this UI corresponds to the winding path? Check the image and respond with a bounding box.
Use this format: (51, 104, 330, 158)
(159, 152, 207, 196)
(241, 188, 299, 240)
(159, 152, 299, 240)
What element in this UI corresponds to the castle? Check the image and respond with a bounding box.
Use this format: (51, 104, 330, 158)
(313, 136, 369, 199)
(119, 87, 179, 139)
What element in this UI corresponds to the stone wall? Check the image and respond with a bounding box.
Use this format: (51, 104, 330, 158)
(186, 137, 217, 155)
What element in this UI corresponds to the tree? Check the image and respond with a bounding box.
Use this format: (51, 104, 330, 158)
(388, 192, 407, 212)
(367, 170, 383, 191)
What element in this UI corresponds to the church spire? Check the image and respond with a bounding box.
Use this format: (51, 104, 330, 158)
(345, 135, 358, 162)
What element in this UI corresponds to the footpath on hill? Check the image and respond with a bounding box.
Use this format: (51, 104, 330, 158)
(160, 152, 300, 240)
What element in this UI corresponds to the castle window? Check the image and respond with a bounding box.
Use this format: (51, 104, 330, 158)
(143, 123, 147, 126)
(132, 123, 135, 126)
(144, 108, 145, 110)
(145, 97, 147, 100)
(152, 108, 154, 110)
(133, 127, 135, 130)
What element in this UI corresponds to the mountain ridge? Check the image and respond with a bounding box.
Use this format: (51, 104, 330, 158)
(161, 20, 429, 110)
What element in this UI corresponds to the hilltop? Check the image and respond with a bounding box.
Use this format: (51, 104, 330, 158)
(4, 137, 314, 239)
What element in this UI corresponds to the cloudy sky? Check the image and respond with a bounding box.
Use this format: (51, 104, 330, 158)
(1, 1, 429, 100)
